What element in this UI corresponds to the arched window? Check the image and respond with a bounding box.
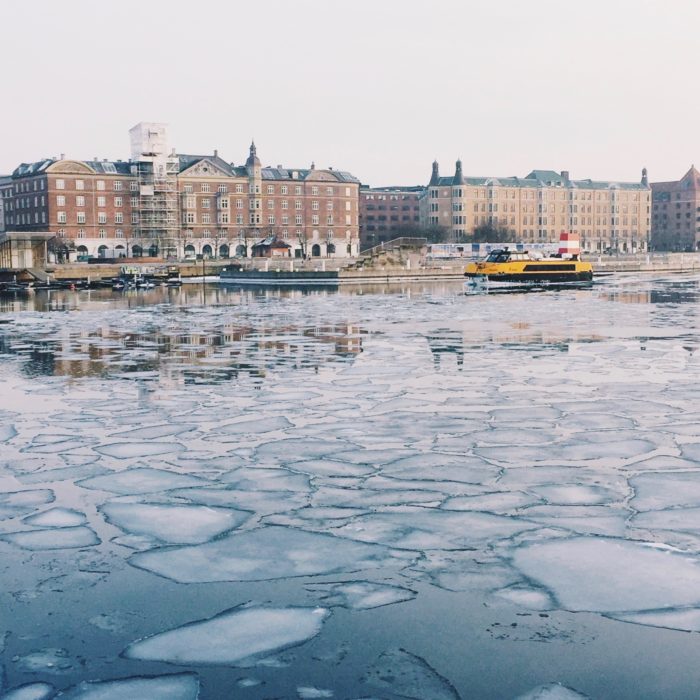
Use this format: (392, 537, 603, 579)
(327, 243, 336, 255)
(148, 244, 158, 257)
(311, 244, 321, 257)
(76, 245, 88, 254)
(235, 244, 246, 257)
(115, 245, 126, 258)
(98, 245, 108, 258)
(184, 244, 196, 255)
(132, 245, 143, 257)
(219, 244, 229, 258)
(202, 244, 213, 258)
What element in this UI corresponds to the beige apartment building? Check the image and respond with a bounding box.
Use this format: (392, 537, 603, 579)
(420, 161, 651, 253)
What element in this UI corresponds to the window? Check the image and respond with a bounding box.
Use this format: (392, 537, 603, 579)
(267, 200, 274, 209)
(115, 229, 124, 238)
(267, 185, 274, 194)
(57, 211, 67, 223)
(76, 195, 85, 207)
(235, 184, 243, 193)
(295, 215, 303, 225)
(218, 212, 230, 224)
(56, 195, 65, 206)
(130, 197, 138, 207)
(282, 200, 288, 209)
(202, 229, 211, 238)
(58, 228, 66, 237)
(281, 185, 288, 194)
(236, 199, 243, 209)
(98, 212, 107, 224)
(77, 212, 86, 224)
(282, 229, 289, 239)
(130, 181, 138, 192)
(186, 212, 196, 224)
(295, 200, 302, 210)
(185, 196, 195, 209)
(202, 198, 210, 208)
(96, 180, 105, 191)
(97, 196, 106, 207)
(312, 214, 319, 225)
(327, 229, 333, 239)
(76, 180, 85, 190)
(312, 186, 319, 195)
(219, 198, 229, 209)
(115, 212, 123, 224)
(312, 201, 319, 210)
(98, 229, 106, 238)
(282, 215, 289, 225)
(114, 196, 122, 207)
(236, 214, 244, 225)
(77, 229, 85, 238)
(131, 213, 139, 223)
(114, 181, 123, 191)
(327, 201, 333, 210)
(295, 185, 302, 195)
(202, 213, 211, 224)
(184, 184, 193, 193)
(268, 215, 275, 224)
(218, 184, 228, 193)
(327, 215, 333, 225)
(201, 183, 210, 193)
(326, 187, 333, 195)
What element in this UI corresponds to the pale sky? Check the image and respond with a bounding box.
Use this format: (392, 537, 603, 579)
(2, 0, 698, 186)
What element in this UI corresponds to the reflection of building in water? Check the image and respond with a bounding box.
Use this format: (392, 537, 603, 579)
(0, 319, 364, 385)
(426, 332, 464, 370)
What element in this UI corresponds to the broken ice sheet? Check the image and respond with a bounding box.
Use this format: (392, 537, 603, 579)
(0, 490, 54, 521)
(363, 648, 460, 700)
(1, 526, 100, 551)
(512, 536, 700, 613)
(57, 673, 199, 699)
(0, 683, 55, 700)
(23, 508, 87, 528)
(129, 526, 413, 583)
(125, 606, 329, 666)
(77, 467, 209, 495)
(101, 501, 250, 544)
(307, 581, 416, 609)
(514, 682, 589, 699)
(93, 441, 186, 459)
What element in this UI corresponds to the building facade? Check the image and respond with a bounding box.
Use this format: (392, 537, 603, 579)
(359, 185, 424, 249)
(420, 161, 651, 253)
(0, 176, 13, 233)
(3, 123, 361, 260)
(651, 166, 700, 251)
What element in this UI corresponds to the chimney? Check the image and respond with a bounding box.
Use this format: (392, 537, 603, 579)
(641, 167, 649, 187)
(59, 153, 65, 161)
(277, 164, 282, 169)
(561, 170, 570, 182)
(214, 149, 218, 158)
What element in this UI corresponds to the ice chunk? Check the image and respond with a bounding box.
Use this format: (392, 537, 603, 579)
(441, 492, 539, 512)
(286, 459, 375, 477)
(212, 416, 292, 435)
(363, 648, 459, 700)
(514, 683, 588, 699)
(0, 683, 54, 700)
(77, 467, 209, 495)
(170, 487, 308, 516)
(0, 490, 55, 520)
(17, 464, 111, 485)
(255, 438, 360, 460)
(631, 507, 700, 534)
(297, 688, 334, 699)
(2, 526, 99, 550)
(109, 424, 197, 440)
(101, 502, 249, 544)
(530, 485, 620, 506)
(611, 608, 700, 633)
(307, 581, 416, 609)
(23, 508, 86, 528)
(0, 425, 17, 442)
(12, 648, 74, 673)
(493, 585, 553, 610)
(220, 467, 310, 492)
(58, 673, 199, 699)
(130, 526, 411, 583)
(512, 537, 700, 612)
(630, 472, 700, 511)
(125, 606, 329, 666)
(93, 442, 186, 459)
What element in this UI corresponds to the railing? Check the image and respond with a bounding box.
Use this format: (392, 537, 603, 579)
(360, 237, 428, 257)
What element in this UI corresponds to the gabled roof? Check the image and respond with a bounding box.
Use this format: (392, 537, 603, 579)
(177, 154, 236, 176)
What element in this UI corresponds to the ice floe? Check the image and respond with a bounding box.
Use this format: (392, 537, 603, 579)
(57, 674, 199, 699)
(77, 467, 209, 495)
(125, 606, 329, 666)
(93, 442, 186, 459)
(0, 683, 55, 700)
(23, 508, 87, 528)
(307, 581, 416, 609)
(514, 682, 589, 699)
(1, 526, 99, 551)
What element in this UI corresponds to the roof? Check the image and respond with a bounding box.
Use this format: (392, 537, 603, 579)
(430, 170, 648, 191)
(12, 159, 132, 178)
(360, 185, 425, 193)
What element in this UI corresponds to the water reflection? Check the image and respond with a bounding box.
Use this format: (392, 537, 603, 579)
(601, 279, 700, 305)
(0, 319, 365, 384)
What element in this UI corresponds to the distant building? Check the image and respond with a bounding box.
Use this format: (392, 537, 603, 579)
(359, 185, 424, 249)
(3, 123, 360, 261)
(420, 160, 651, 253)
(0, 175, 12, 232)
(651, 166, 700, 251)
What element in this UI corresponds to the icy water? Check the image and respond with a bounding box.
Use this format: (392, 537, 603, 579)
(2, 276, 700, 699)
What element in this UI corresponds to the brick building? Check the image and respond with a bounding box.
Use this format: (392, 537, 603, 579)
(420, 160, 651, 253)
(3, 123, 360, 260)
(651, 166, 700, 251)
(359, 185, 424, 249)
(0, 175, 11, 232)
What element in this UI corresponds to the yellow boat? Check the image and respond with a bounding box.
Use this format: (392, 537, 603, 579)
(465, 248, 593, 287)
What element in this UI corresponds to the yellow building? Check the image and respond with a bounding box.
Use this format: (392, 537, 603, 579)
(420, 161, 651, 253)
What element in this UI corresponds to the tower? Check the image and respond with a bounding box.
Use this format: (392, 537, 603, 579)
(246, 141, 262, 238)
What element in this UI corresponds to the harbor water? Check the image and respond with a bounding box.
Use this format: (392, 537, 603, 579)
(2, 276, 700, 698)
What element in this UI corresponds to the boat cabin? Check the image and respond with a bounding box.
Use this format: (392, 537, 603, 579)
(484, 249, 530, 263)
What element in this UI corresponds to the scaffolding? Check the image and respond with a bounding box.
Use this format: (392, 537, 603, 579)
(130, 123, 180, 258)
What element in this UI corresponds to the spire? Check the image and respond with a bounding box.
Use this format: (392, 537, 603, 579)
(453, 159, 464, 186)
(246, 140, 260, 168)
(641, 167, 648, 187)
(429, 160, 440, 186)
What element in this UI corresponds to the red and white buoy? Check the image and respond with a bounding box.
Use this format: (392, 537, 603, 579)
(558, 231, 580, 258)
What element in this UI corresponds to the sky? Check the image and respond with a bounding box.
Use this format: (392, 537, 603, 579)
(1, 0, 699, 186)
